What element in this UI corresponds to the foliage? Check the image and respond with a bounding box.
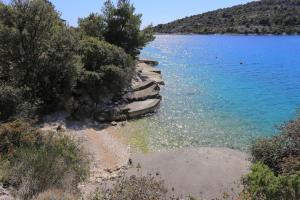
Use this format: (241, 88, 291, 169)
(0, 84, 42, 121)
(90, 175, 168, 200)
(154, 0, 300, 34)
(251, 118, 300, 174)
(78, 13, 105, 40)
(1, 0, 153, 121)
(102, 0, 155, 57)
(242, 162, 300, 200)
(0, 84, 22, 121)
(0, 120, 90, 200)
(0, 0, 82, 120)
(78, 37, 134, 102)
(242, 118, 300, 200)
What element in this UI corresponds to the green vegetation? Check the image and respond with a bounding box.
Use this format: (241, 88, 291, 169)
(0, 0, 154, 122)
(78, 37, 134, 103)
(241, 118, 300, 200)
(242, 163, 299, 200)
(154, 0, 300, 34)
(0, 0, 81, 120)
(78, 0, 154, 57)
(0, 120, 90, 200)
(102, 0, 155, 57)
(251, 118, 300, 175)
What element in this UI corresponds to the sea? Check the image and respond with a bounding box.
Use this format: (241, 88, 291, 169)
(125, 35, 300, 152)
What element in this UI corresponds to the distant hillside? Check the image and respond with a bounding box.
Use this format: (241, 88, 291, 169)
(154, 0, 300, 34)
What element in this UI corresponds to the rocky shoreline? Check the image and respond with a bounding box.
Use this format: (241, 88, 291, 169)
(94, 59, 164, 122)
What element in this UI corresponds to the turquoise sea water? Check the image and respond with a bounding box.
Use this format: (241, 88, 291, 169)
(133, 35, 300, 151)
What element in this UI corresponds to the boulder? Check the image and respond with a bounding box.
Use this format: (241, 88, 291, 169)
(139, 59, 159, 66)
(132, 80, 156, 92)
(127, 84, 160, 102)
(125, 98, 161, 118)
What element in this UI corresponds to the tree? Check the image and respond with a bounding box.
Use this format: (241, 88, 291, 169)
(78, 13, 105, 40)
(0, 0, 81, 113)
(102, 0, 155, 57)
(78, 37, 134, 102)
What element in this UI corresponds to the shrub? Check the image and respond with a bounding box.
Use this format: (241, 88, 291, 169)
(79, 37, 134, 102)
(78, 13, 105, 40)
(242, 163, 300, 200)
(0, 84, 42, 122)
(102, 0, 155, 57)
(251, 119, 300, 174)
(0, 121, 90, 200)
(0, 85, 22, 121)
(0, 0, 81, 112)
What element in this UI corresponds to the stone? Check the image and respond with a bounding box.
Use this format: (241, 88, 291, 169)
(111, 121, 117, 126)
(127, 84, 160, 102)
(139, 59, 159, 66)
(132, 80, 156, 92)
(125, 98, 161, 119)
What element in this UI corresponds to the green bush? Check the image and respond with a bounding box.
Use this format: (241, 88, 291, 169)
(242, 163, 300, 200)
(102, 0, 155, 57)
(0, 0, 81, 114)
(1, 0, 154, 120)
(79, 37, 134, 102)
(0, 85, 22, 121)
(0, 121, 90, 200)
(0, 84, 42, 121)
(243, 118, 300, 200)
(78, 13, 105, 40)
(251, 119, 300, 174)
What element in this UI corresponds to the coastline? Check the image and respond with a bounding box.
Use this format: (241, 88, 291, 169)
(108, 123, 251, 199)
(154, 32, 300, 36)
(40, 112, 250, 199)
(40, 59, 251, 199)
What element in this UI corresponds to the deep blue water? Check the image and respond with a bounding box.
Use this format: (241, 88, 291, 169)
(134, 35, 300, 151)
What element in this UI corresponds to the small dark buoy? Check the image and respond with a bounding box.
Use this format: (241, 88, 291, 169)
(240, 62, 243, 65)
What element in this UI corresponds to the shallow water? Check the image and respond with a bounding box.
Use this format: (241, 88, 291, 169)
(128, 35, 300, 151)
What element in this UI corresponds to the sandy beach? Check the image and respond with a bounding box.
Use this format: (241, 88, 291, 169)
(40, 113, 250, 199)
(127, 147, 250, 199)
(39, 55, 252, 199)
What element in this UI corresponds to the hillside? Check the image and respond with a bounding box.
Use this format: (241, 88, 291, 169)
(154, 0, 300, 34)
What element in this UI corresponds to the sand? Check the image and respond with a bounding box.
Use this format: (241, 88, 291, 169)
(41, 113, 250, 199)
(127, 147, 250, 200)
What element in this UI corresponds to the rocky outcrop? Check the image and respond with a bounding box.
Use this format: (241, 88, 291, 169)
(138, 59, 159, 66)
(132, 80, 157, 92)
(124, 98, 161, 119)
(136, 62, 164, 85)
(118, 59, 163, 119)
(75, 59, 163, 122)
(126, 84, 160, 102)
